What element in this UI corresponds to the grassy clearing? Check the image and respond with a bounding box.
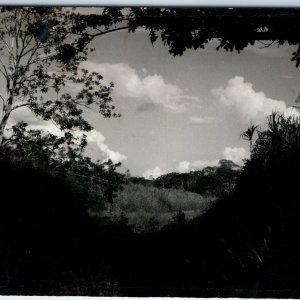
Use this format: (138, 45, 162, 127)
(101, 183, 216, 232)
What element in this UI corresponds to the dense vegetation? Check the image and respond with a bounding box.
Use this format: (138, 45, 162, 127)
(1, 113, 300, 297)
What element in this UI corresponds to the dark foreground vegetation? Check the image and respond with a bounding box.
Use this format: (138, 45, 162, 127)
(1, 113, 300, 297)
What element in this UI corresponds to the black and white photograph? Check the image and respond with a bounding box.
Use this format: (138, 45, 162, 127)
(0, 5, 299, 297)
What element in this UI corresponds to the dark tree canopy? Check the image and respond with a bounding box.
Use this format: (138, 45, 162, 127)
(72, 8, 300, 67)
(128, 8, 300, 60)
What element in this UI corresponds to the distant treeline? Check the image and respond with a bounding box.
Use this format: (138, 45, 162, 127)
(108, 159, 240, 233)
(129, 159, 241, 197)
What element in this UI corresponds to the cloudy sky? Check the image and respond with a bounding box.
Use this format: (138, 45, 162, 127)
(77, 28, 300, 178)
(10, 19, 300, 178)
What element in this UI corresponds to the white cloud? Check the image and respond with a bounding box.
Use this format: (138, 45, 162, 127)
(81, 61, 199, 112)
(177, 160, 191, 173)
(191, 159, 220, 169)
(7, 107, 64, 137)
(222, 146, 249, 166)
(189, 116, 215, 124)
(175, 159, 220, 174)
(28, 123, 64, 137)
(142, 166, 165, 179)
(98, 143, 127, 164)
(212, 76, 299, 124)
(174, 146, 249, 174)
(9, 107, 45, 126)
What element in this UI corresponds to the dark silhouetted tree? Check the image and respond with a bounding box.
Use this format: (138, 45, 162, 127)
(241, 124, 258, 151)
(0, 121, 125, 207)
(126, 8, 300, 67)
(70, 8, 300, 68)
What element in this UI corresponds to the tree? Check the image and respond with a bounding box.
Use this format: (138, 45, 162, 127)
(126, 8, 300, 66)
(0, 121, 126, 206)
(241, 124, 258, 151)
(3, 6, 297, 147)
(70, 8, 300, 68)
(0, 7, 120, 145)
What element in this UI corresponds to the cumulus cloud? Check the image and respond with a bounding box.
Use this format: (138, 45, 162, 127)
(81, 61, 199, 112)
(76, 129, 127, 163)
(189, 116, 215, 124)
(222, 146, 250, 165)
(177, 160, 191, 173)
(98, 143, 127, 163)
(212, 76, 299, 124)
(145, 158, 222, 178)
(191, 159, 220, 169)
(142, 166, 165, 179)
(175, 159, 220, 174)
(9, 107, 45, 126)
(7, 107, 127, 164)
(8, 107, 64, 137)
(174, 146, 249, 174)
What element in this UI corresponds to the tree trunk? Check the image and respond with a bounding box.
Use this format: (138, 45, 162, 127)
(0, 107, 12, 146)
(0, 116, 8, 146)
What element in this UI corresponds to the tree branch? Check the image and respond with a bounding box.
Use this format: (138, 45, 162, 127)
(11, 103, 30, 111)
(90, 26, 130, 38)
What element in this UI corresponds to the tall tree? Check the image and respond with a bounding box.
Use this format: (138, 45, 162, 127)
(0, 7, 120, 145)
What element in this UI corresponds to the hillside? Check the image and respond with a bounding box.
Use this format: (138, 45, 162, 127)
(93, 159, 241, 233)
(101, 182, 216, 233)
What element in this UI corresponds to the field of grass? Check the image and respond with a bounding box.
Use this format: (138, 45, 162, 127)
(100, 182, 216, 232)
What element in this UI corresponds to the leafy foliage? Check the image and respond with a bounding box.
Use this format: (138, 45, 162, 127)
(1, 122, 126, 206)
(191, 113, 300, 291)
(0, 7, 119, 144)
(70, 8, 300, 67)
(126, 8, 300, 66)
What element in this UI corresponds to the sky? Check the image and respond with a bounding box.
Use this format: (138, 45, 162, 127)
(9, 17, 300, 178)
(80, 28, 300, 178)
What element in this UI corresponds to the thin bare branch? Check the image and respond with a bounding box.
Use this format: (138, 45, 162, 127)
(11, 103, 30, 111)
(90, 26, 130, 38)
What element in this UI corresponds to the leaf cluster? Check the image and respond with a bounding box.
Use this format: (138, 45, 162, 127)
(1, 122, 126, 205)
(126, 8, 300, 66)
(0, 7, 120, 137)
